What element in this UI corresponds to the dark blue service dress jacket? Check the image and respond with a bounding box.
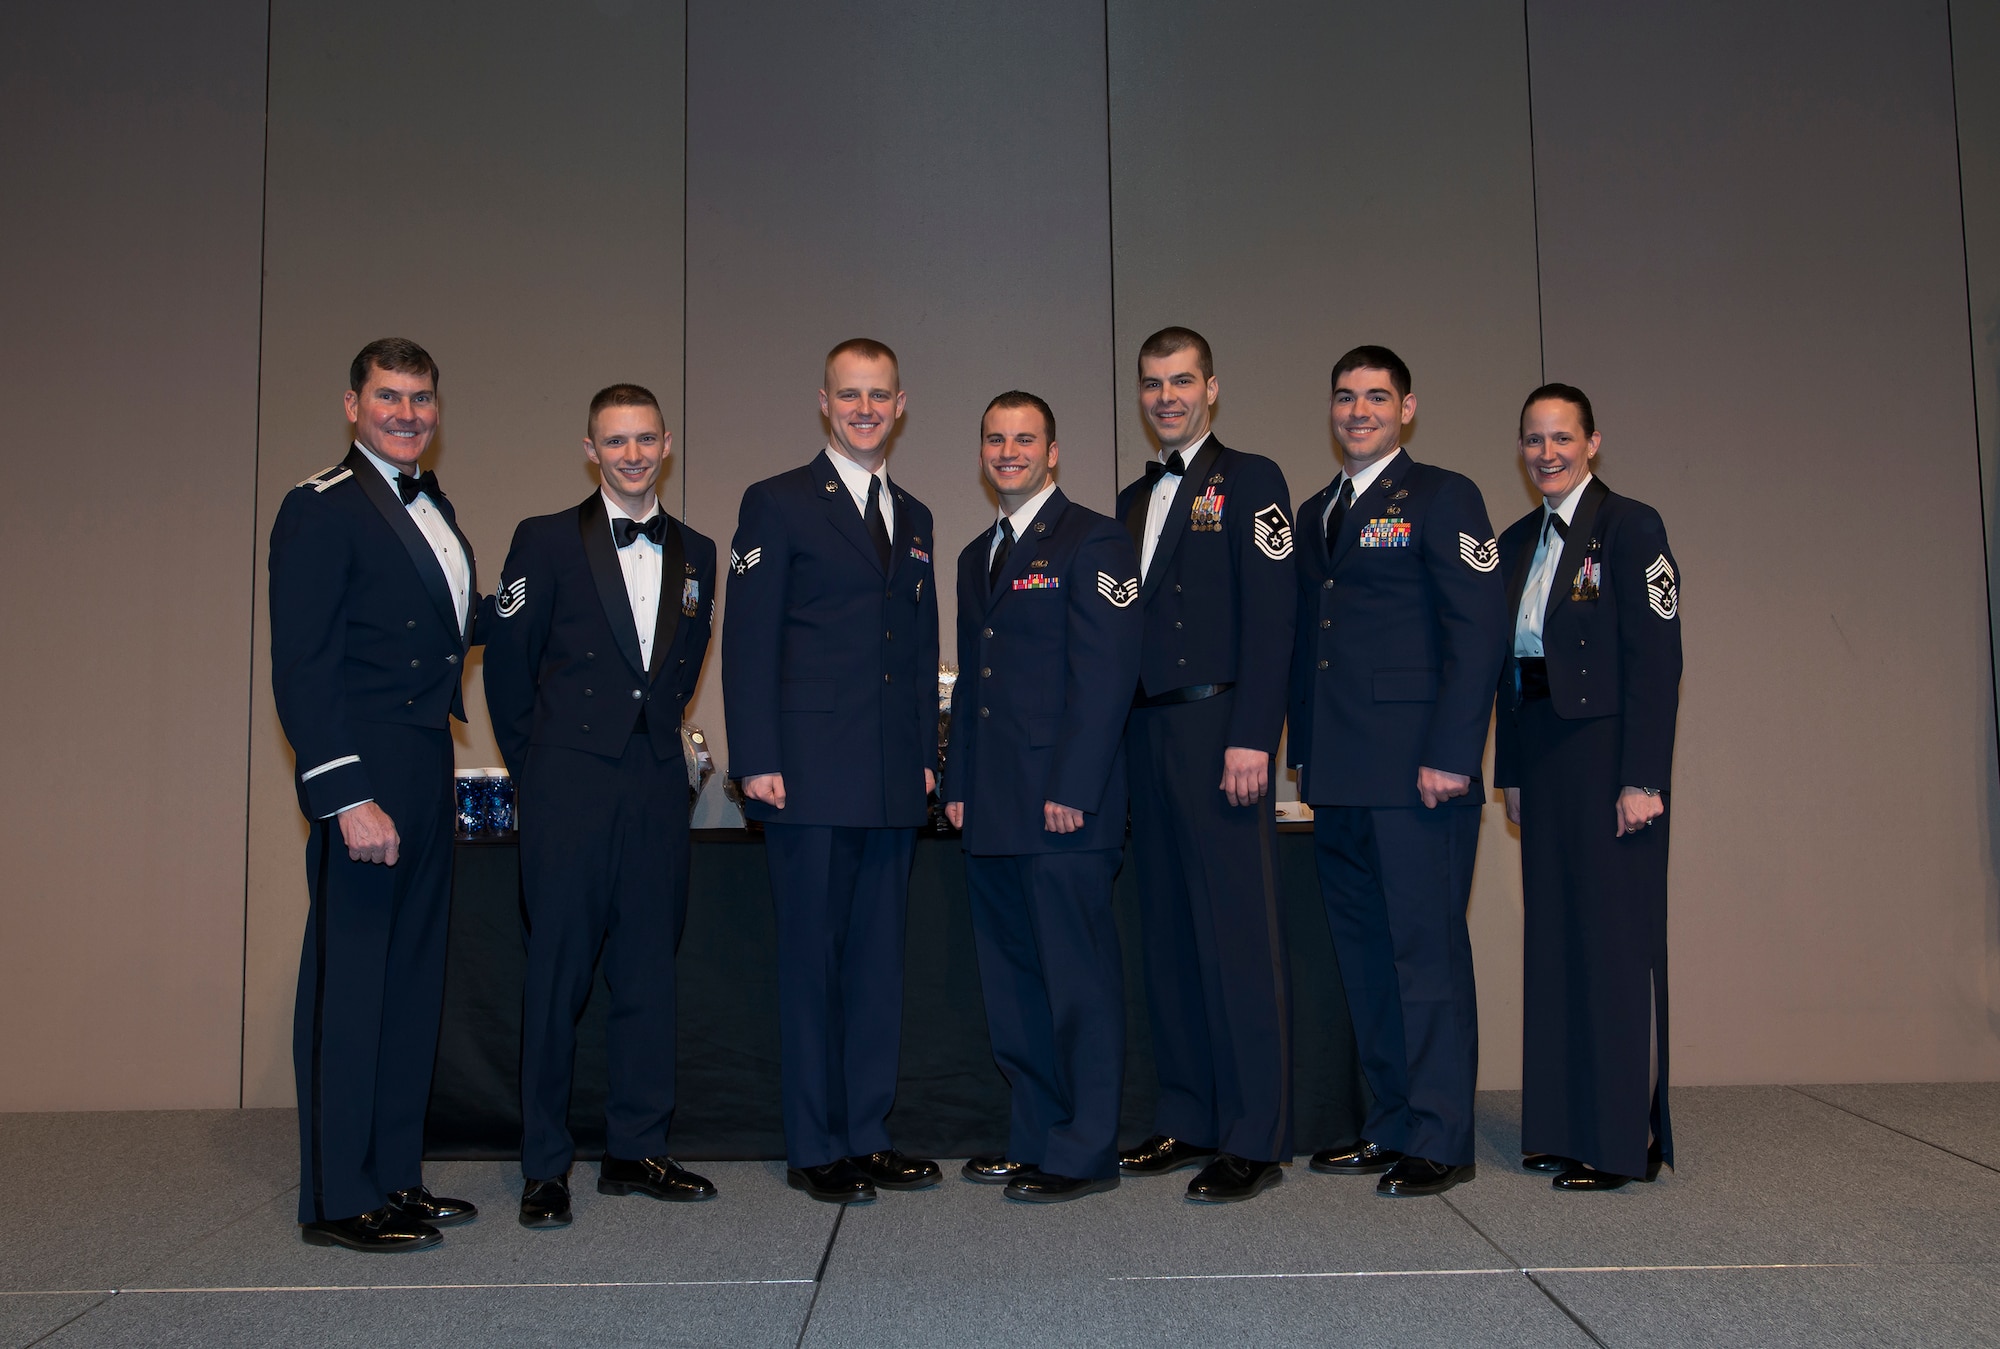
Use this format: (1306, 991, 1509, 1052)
(1288, 450, 1509, 806)
(943, 489, 1143, 855)
(481, 493, 717, 779)
(723, 449, 941, 827)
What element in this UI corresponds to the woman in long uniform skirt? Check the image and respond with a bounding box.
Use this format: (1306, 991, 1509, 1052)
(1493, 384, 1682, 1190)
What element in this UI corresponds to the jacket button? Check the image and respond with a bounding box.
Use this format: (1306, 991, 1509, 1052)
(983, 627, 994, 638)
(1579, 639, 1587, 647)
(587, 651, 595, 659)
(1320, 619, 1330, 628)
(1177, 658, 1187, 666)
(884, 673, 892, 683)
(581, 724, 590, 732)
(1579, 698, 1587, 705)
(406, 620, 416, 629)
(584, 688, 593, 696)
(981, 667, 991, 677)
(445, 654, 459, 664)
(980, 707, 990, 717)
(1175, 584, 1182, 593)
(886, 630, 893, 640)
(410, 659, 420, 668)
(406, 699, 414, 706)
(1323, 579, 1334, 589)
(632, 689, 643, 699)
(1318, 659, 1329, 669)
(1580, 669, 1588, 676)
(1174, 621, 1183, 629)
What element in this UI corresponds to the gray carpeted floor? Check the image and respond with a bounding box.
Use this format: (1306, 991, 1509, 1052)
(2, 1085, 1995, 1347)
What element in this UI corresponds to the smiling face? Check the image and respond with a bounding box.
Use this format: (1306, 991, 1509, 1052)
(343, 363, 438, 469)
(586, 402, 671, 517)
(820, 351, 906, 468)
(980, 403, 1059, 509)
(1330, 366, 1414, 471)
(1138, 347, 1217, 452)
(1518, 397, 1600, 503)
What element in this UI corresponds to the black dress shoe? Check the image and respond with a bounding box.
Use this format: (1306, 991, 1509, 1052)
(599, 1155, 717, 1202)
(1004, 1170, 1119, 1203)
(848, 1149, 942, 1191)
(787, 1159, 878, 1203)
(1521, 1153, 1576, 1174)
(1186, 1154, 1283, 1203)
(520, 1173, 573, 1229)
(1376, 1157, 1475, 1197)
(1552, 1142, 1663, 1191)
(300, 1205, 441, 1252)
(961, 1155, 1030, 1185)
(387, 1185, 477, 1227)
(1118, 1134, 1219, 1176)
(1309, 1140, 1403, 1175)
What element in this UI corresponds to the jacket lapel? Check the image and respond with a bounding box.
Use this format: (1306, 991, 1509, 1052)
(985, 489, 1067, 614)
(577, 494, 649, 679)
(1329, 450, 1406, 570)
(347, 445, 463, 643)
(1543, 476, 1611, 627)
(650, 514, 687, 682)
(1139, 437, 1222, 603)
(812, 449, 887, 575)
(1504, 516, 1539, 629)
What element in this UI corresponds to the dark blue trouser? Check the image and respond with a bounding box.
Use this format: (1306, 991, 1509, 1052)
(964, 849, 1126, 1180)
(762, 822, 916, 1170)
(1127, 692, 1293, 1164)
(293, 722, 454, 1224)
(518, 735, 690, 1180)
(1313, 804, 1482, 1167)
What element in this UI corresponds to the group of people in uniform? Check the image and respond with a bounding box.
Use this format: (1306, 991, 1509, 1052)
(268, 329, 1681, 1253)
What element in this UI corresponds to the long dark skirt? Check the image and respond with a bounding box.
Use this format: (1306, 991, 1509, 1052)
(1515, 696, 1672, 1179)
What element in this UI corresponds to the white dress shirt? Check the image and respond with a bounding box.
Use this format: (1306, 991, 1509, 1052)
(988, 480, 1059, 566)
(354, 441, 470, 634)
(1514, 473, 1593, 657)
(826, 443, 894, 541)
(1140, 431, 1211, 578)
(604, 490, 664, 668)
(1320, 448, 1404, 533)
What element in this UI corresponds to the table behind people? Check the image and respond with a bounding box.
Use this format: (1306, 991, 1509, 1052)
(942, 391, 1142, 1203)
(1288, 344, 1507, 1199)
(722, 337, 943, 1205)
(481, 382, 719, 1229)
(268, 337, 479, 1253)
(1111, 327, 1298, 1205)
(1494, 383, 1681, 1192)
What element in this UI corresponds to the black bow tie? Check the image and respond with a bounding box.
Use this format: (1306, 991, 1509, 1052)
(1143, 451, 1189, 485)
(1546, 512, 1569, 541)
(396, 470, 444, 505)
(614, 514, 667, 548)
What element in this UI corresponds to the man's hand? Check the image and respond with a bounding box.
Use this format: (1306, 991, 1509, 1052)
(741, 773, 786, 809)
(1044, 801, 1084, 834)
(1417, 766, 1471, 809)
(1220, 747, 1269, 807)
(1504, 786, 1521, 826)
(945, 801, 965, 829)
(338, 801, 400, 866)
(925, 768, 937, 796)
(1615, 786, 1664, 837)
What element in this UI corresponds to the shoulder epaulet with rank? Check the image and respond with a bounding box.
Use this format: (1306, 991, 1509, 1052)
(296, 465, 354, 492)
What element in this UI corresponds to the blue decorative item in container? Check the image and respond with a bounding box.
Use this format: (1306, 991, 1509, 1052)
(454, 768, 516, 840)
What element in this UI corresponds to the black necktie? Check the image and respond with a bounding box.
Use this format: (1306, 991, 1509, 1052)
(397, 470, 444, 505)
(865, 476, 892, 568)
(1325, 478, 1354, 552)
(614, 515, 667, 548)
(988, 518, 1016, 592)
(1143, 450, 1189, 486)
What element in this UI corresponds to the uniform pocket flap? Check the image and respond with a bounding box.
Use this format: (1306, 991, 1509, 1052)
(1372, 668, 1439, 702)
(780, 679, 834, 712)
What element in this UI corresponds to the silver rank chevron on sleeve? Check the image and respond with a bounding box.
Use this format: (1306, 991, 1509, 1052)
(1096, 571, 1140, 607)
(730, 546, 761, 575)
(496, 576, 527, 618)
(1646, 554, 1678, 619)
(1459, 533, 1500, 572)
(1252, 504, 1294, 560)
(296, 465, 354, 493)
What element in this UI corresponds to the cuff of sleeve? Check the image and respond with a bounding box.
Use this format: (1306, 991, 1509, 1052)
(303, 759, 373, 821)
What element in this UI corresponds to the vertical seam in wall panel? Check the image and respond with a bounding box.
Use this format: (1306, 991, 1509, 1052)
(240, 0, 276, 1110)
(1102, 0, 1120, 497)
(1522, 0, 1546, 384)
(680, 0, 690, 524)
(1946, 0, 2000, 773)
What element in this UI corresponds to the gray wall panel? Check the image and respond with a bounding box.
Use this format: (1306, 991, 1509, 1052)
(243, 0, 686, 1105)
(1530, 0, 2000, 1081)
(0, 2, 267, 1108)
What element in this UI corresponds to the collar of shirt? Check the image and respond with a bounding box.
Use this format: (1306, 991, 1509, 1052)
(991, 481, 1058, 562)
(1542, 472, 1593, 528)
(1325, 447, 1405, 524)
(353, 440, 415, 489)
(825, 443, 891, 517)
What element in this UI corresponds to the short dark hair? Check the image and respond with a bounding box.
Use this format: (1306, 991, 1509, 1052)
(587, 382, 664, 438)
(981, 390, 1056, 442)
(1138, 326, 1214, 380)
(824, 337, 900, 387)
(1330, 345, 1410, 400)
(349, 337, 438, 393)
(1519, 382, 1596, 438)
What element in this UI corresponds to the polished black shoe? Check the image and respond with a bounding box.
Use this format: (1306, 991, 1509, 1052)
(787, 1159, 878, 1204)
(387, 1185, 477, 1227)
(1552, 1142, 1663, 1191)
(848, 1149, 942, 1191)
(520, 1172, 573, 1228)
(1376, 1157, 1474, 1197)
(961, 1155, 1030, 1185)
(1118, 1134, 1219, 1176)
(599, 1155, 717, 1202)
(1186, 1154, 1283, 1203)
(1309, 1140, 1403, 1175)
(1521, 1153, 1577, 1174)
(1005, 1170, 1119, 1203)
(300, 1205, 441, 1252)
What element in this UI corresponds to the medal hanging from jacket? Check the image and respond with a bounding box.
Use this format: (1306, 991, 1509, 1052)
(1189, 487, 1225, 532)
(1570, 556, 1601, 601)
(682, 577, 700, 617)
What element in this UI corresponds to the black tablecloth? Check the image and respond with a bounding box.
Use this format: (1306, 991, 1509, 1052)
(425, 828, 1366, 1161)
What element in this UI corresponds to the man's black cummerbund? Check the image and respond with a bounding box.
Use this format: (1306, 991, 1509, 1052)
(1133, 681, 1234, 710)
